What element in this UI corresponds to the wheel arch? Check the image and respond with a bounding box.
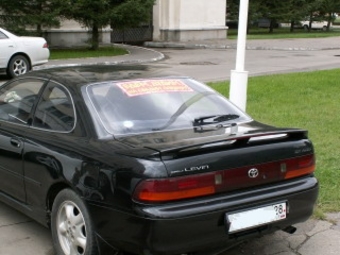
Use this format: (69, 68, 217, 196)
(46, 182, 72, 227)
(49, 184, 100, 254)
(7, 52, 32, 70)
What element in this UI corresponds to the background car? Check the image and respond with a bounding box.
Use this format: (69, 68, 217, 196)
(297, 19, 329, 31)
(0, 65, 318, 255)
(0, 27, 49, 78)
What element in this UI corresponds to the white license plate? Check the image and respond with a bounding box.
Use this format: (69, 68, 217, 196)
(227, 202, 287, 234)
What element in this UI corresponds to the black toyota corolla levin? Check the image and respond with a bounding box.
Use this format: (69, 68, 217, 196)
(0, 65, 318, 255)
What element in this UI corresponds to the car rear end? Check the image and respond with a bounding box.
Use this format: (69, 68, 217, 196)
(129, 130, 317, 254)
(83, 75, 318, 255)
(18, 36, 49, 66)
(90, 127, 317, 255)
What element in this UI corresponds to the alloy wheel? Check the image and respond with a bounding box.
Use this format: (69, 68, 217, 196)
(56, 201, 87, 255)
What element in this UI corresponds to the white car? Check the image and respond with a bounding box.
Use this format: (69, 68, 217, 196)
(300, 20, 329, 31)
(0, 28, 50, 78)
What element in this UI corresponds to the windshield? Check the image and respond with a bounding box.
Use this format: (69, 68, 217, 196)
(85, 78, 251, 135)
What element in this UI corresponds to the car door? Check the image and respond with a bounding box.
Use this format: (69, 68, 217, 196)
(22, 81, 77, 207)
(0, 30, 16, 69)
(0, 78, 45, 202)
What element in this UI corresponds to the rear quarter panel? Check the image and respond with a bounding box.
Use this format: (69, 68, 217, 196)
(15, 37, 49, 66)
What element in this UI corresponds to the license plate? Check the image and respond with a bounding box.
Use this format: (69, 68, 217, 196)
(226, 202, 287, 234)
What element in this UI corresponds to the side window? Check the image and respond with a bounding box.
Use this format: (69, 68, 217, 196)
(0, 79, 45, 124)
(33, 82, 75, 132)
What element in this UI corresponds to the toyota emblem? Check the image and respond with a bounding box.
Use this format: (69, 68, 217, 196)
(248, 168, 259, 178)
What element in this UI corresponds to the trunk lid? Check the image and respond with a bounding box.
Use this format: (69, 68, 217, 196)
(118, 120, 314, 181)
(125, 121, 315, 203)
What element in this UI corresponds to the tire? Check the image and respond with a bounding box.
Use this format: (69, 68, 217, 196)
(322, 26, 327, 31)
(7, 55, 30, 78)
(303, 25, 309, 31)
(51, 189, 98, 255)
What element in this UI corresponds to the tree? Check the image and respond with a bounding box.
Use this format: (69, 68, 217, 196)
(62, 0, 111, 50)
(281, 0, 338, 32)
(226, 0, 240, 21)
(63, 0, 155, 50)
(226, 0, 264, 33)
(227, 0, 302, 33)
(287, 0, 310, 32)
(257, 0, 296, 32)
(0, 0, 63, 36)
(319, 0, 340, 30)
(303, 0, 322, 31)
(110, 0, 154, 30)
(110, 0, 154, 43)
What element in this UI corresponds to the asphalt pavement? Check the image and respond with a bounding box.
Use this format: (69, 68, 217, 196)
(1, 37, 340, 255)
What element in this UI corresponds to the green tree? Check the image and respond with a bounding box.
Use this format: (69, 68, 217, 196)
(257, 0, 295, 32)
(63, 0, 155, 50)
(62, 0, 111, 50)
(226, 0, 263, 32)
(110, 0, 154, 30)
(319, 0, 340, 30)
(287, 0, 309, 32)
(302, 0, 326, 31)
(0, 0, 63, 36)
(226, 0, 240, 21)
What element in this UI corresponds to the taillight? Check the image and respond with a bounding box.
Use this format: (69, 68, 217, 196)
(284, 154, 315, 180)
(133, 173, 216, 202)
(43, 43, 48, 48)
(133, 154, 315, 203)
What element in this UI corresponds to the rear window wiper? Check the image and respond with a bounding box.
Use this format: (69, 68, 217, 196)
(193, 114, 239, 133)
(152, 91, 215, 131)
(193, 114, 239, 125)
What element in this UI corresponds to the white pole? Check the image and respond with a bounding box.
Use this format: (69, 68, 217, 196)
(229, 0, 249, 111)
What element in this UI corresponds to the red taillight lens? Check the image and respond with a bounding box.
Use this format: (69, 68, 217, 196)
(43, 43, 48, 48)
(133, 154, 315, 203)
(133, 173, 216, 202)
(284, 154, 315, 180)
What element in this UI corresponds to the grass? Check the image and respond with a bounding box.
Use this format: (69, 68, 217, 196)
(49, 46, 128, 60)
(210, 69, 340, 213)
(228, 27, 340, 39)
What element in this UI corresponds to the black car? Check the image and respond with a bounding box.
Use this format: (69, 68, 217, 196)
(0, 65, 318, 255)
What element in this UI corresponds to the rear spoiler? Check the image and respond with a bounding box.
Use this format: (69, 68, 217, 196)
(145, 129, 308, 158)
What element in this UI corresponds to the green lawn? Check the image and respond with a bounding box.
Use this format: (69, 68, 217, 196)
(210, 69, 340, 213)
(228, 27, 340, 39)
(49, 46, 128, 60)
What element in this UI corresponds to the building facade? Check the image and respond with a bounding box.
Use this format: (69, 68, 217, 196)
(153, 0, 227, 41)
(45, 0, 227, 47)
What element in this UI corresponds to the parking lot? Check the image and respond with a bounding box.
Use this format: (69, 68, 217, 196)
(1, 39, 340, 254)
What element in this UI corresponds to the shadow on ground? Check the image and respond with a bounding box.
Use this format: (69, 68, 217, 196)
(0, 74, 8, 83)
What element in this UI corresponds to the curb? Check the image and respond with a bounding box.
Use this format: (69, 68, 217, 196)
(116, 44, 165, 63)
(144, 41, 340, 51)
(34, 44, 165, 70)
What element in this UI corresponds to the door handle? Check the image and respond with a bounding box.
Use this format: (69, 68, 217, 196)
(8, 45, 14, 48)
(10, 138, 21, 148)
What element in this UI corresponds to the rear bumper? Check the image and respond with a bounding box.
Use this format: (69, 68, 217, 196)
(31, 49, 50, 67)
(31, 59, 49, 67)
(89, 176, 318, 255)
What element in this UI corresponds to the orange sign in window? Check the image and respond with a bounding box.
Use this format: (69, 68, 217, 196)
(117, 80, 193, 97)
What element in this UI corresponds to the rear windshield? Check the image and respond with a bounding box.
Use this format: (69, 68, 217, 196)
(85, 78, 251, 135)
